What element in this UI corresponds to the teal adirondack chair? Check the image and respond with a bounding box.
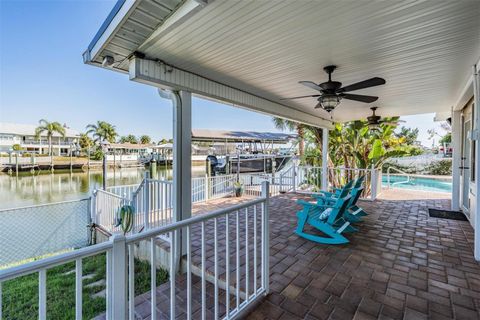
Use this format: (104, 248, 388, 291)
(314, 176, 367, 219)
(295, 189, 353, 244)
(313, 179, 355, 204)
(342, 185, 365, 223)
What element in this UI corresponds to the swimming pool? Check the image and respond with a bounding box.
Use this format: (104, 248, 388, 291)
(382, 175, 452, 193)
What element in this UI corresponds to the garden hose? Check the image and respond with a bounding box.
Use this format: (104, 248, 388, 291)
(116, 204, 135, 235)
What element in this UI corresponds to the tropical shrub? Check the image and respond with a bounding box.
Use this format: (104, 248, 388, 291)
(425, 159, 452, 175)
(90, 148, 104, 161)
(273, 116, 423, 195)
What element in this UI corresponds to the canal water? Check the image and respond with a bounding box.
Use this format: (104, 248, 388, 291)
(0, 166, 206, 209)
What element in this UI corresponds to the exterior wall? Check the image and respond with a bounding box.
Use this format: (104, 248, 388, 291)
(454, 98, 475, 228)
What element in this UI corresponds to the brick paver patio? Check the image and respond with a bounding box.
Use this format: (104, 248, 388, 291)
(99, 191, 480, 319)
(248, 192, 479, 320)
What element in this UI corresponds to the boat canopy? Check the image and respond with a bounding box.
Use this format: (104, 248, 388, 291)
(191, 129, 295, 143)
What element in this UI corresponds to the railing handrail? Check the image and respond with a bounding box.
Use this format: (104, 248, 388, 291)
(386, 166, 411, 187)
(107, 183, 140, 190)
(0, 241, 112, 282)
(95, 189, 130, 201)
(146, 178, 173, 185)
(132, 178, 146, 198)
(126, 196, 266, 244)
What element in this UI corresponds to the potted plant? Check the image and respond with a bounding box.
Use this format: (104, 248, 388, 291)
(234, 181, 244, 197)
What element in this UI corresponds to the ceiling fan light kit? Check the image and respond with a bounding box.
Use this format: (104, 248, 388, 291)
(316, 94, 341, 112)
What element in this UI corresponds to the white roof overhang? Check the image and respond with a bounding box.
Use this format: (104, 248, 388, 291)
(85, 0, 480, 127)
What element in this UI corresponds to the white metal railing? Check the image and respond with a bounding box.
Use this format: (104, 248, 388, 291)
(296, 165, 381, 200)
(106, 184, 140, 200)
(0, 182, 271, 320)
(141, 179, 173, 229)
(296, 166, 323, 191)
(0, 241, 112, 320)
(92, 190, 130, 234)
(239, 172, 280, 197)
(208, 174, 236, 200)
(96, 164, 381, 238)
(192, 176, 207, 202)
(386, 166, 411, 188)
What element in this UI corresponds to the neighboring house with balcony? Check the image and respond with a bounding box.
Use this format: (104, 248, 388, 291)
(0, 122, 80, 156)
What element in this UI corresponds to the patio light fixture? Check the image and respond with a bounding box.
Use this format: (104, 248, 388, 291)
(315, 94, 341, 112)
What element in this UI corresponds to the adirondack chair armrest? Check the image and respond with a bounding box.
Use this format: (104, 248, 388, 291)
(312, 203, 336, 210)
(312, 191, 334, 198)
(297, 199, 335, 210)
(296, 199, 316, 207)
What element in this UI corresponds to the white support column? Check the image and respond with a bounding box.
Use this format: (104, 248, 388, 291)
(322, 128, 329, 191)
(174, 90, 192, 223)
(451, 109, 462, 211)
(159, 89, 192, 223)
(473, 64, 480, 261)
(159, 89, 192, 267)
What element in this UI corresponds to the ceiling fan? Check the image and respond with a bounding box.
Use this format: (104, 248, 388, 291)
(367, 107, 404, 129)
(281, 65, 386, 112)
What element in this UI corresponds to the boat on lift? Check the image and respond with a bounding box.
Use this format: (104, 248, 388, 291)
(191, 129, 296, 175)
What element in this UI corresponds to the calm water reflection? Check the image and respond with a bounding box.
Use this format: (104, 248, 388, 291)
(0, 166, 207, 209)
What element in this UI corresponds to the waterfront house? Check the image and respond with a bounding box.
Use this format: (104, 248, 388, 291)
(0, 122, 79, 156)
(2, 1, 480, 319)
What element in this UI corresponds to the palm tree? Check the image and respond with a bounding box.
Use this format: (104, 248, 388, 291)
(86, 121, 117, 143)
(272, 117, 305, 159)
(35, 119, 66, 156)
(118, 134, 137, 144)
(139, 135, 151, 144)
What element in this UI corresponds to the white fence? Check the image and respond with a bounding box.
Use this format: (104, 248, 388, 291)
(0, 199, 91, 268)
(296, 165, 381, 200)
(92, 190, 131, 234)
(136, 179, 173, 230)
(106, 184, 139, 200)
(99, 171, 288, 237)
(0, 183, 271, 320)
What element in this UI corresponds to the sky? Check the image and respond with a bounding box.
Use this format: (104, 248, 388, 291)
(0, 0, 444, 146)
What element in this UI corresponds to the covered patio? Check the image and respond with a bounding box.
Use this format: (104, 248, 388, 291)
(79, 0, 480, 319)
(3, 0, 476, 319)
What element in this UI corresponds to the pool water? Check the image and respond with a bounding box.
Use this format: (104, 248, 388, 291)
(382, 175, 452, 193)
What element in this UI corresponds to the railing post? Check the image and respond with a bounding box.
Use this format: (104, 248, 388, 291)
(91, 190, 97, 225)
(204, 174, 209, 202)
(261, 181, 270, 294)
(144, 172, 150, 229)
(292, 165, 296, 192)
(370, 164, 377, 201)
(279, 173, 284, 193)
(110, 234, 127, 320)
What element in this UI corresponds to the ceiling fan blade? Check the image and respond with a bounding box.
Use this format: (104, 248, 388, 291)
(338, 77, 386, 93)
(341, 94, 378, 103)
(280, 94, 320, 100)
(299, 81, 323, 91)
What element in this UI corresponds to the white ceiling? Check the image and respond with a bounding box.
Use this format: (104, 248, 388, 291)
(138, 0, 480, 122)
